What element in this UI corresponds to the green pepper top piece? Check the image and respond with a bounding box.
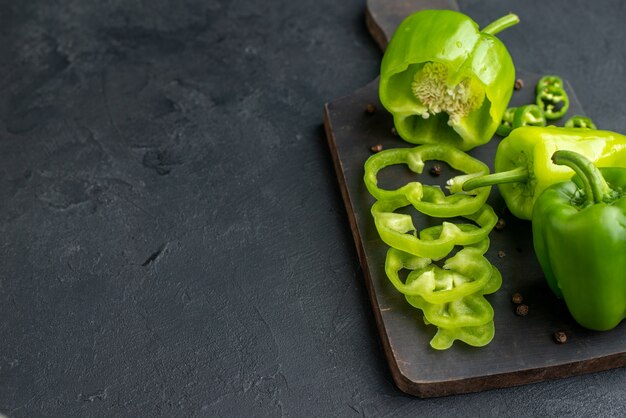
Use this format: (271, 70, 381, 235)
(533, 151, 626, 331)
(379, 10, 519, 151)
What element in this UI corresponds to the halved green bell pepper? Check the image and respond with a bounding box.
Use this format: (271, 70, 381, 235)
(379, 10, 518, 150)
(533, 151, 626, 331)
(447, 126, 626, 219)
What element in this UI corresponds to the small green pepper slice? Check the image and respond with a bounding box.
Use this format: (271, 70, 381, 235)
(564, 115, 597, 129)
(496, 107, 517, 137)
(512, 104, 546, 128)
(364, 144, 491, 217)
(537, 75, 563, 90)
(536, 75, 569, 120)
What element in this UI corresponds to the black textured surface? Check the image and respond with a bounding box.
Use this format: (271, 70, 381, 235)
(1, 0, 626, 416)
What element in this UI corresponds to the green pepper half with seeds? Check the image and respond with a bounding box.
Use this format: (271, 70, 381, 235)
(379, 10, 519, 150)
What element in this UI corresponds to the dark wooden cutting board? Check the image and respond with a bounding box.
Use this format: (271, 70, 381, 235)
(324, 0, 626, 398)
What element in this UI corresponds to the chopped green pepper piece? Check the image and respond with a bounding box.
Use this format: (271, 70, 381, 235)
(371, 200, 498, 260)
(533, 151, 626, 331)
(379, 10, 519, 150)
(496, 107, 517, 137)
(536, 75, 569, 120)
(564, 115, 597, 129)
(447, 126, 626, 220)
(363, 144, 491, 217)
(512, 104, 546, 128)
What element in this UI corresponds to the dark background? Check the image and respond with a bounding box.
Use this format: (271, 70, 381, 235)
(1, 0, 626, 416)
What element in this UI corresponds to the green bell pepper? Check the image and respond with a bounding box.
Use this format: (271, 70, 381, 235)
(379, 10, 519, 150)
(371, 199, 497, 260)
(363, 144, 491, 217)
(447, 126, 626, 220)
(532, 150, 626, 331)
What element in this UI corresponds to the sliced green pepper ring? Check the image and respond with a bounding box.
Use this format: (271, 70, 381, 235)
(426, 321, 495, 350)
(537, 75, 563, 90)
(496, 107, 517, 137)
(407, 293, 494, 329)
(364, 144, 491, 217)
(564, 115, 597, 129)
(536, 75, 569, 120)
(512, 104, 546, 128)
(372, 199, 497, 262)
(385, 245, 496, 304)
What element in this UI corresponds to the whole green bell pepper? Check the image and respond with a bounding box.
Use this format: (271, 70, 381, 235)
(379, 10, 519, 150)
(447, 126, 626, 220)
(532, 150, 626, 331)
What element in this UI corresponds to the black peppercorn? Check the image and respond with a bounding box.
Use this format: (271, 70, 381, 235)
(365, 103, 376, 114)
(515, 304, 529, 316)
(370, 144, 383, 153)
(430, 163, 442, 177)
(553, 331, 568, 344)
(514, 78, 524, 90)
(511, 292, 523, 304)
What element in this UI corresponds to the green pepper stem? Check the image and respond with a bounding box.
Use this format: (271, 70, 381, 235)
(551, 150, 612, 205)
(481, 13, 520, 36)
(460, 166, 528, 192)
